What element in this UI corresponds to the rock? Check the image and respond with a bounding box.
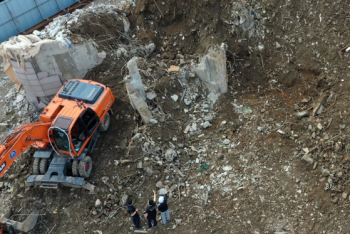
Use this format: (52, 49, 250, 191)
(223, 166, 232, 171)
(201, 121, 212, 129)
(223, 139, 230, 145)
(317, 105, 324, 115)
(16, 94, 24, 103)
(150, 119, 158, 124)
(162, 52, 175, 59)
(332, 197, 339, 204)
(117, 47, 128, 57)
(137, 161, 143, 169)
(335, 143, 341, 152)
(120, 195, 129, 206)
(275, 42, 282, 48)
(204, 115, 214, 122)
(144, 166, 153, 176)
(155, 67, 167, 76)
(184, 98, 192, 105)
(145, 43, 156, 54)
(146, 91, 157, 100)
(0, 182, 3, 188)
(171, 94, 179, 102)
(120, 139, 128, 150)
(322, 168, 330, 177)
(156, 181, 163, 188)
(342, 192, 348, 199)
(294, 104, 300, 110)
(317, 123, 323, 130)
(302, 154, 314, 164)
(95, 199, 102, 207)
(101, 177, 109, 184)
(296, 111, 309, 118)
(221, 121, 227, 125)
(190, 123, 197, 132)
(97, 51, 107, 59)
(336, 171, 343, 178)
(165, 148, 177, 162)
(159, 188, 166, 195)
(295, 178, 301, 183)
(311, 132, 316, 138)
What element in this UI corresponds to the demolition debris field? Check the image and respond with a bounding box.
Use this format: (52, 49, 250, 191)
(2, 0, 350, 233)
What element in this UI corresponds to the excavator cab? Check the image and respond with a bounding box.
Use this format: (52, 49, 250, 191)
(49, 108, 100, 156)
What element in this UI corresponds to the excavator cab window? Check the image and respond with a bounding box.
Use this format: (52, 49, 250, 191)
(70, 108, 99, 154)
(71, 121, 85, 153)
(52, 130, 69, 151)
(79, 108, 99, 136)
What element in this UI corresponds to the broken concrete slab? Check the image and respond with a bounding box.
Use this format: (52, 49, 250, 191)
(129, 92, 152, 124)
(196, 45, 228, 94)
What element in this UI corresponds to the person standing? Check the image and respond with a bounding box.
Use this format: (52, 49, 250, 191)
(145, 190, 157, 229)
(158, 185, 171, 225)
(126, 200, 142, 229)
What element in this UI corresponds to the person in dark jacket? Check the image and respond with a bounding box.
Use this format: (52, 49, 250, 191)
(144, 190, 157, 229)
(158, 185, 171, 225)
(126, 200, 142, 229)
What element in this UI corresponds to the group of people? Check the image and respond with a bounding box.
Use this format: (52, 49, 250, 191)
(126, 185, 171, 229)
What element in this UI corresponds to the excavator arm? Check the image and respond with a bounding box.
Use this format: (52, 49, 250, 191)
(0, 122, 52, 177)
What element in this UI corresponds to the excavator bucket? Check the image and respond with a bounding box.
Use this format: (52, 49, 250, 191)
(0, 209, 39, 232)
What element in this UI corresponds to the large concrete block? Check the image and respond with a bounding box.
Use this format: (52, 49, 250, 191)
(196, 45, 228, 94)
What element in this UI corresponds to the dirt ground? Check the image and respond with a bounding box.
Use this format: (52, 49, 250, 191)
(2, 0, 350, 233)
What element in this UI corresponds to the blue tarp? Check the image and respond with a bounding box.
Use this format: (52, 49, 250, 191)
(0, 0, 79, 43)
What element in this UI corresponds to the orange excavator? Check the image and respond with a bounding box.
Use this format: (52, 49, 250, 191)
(0, 79, 115, 191)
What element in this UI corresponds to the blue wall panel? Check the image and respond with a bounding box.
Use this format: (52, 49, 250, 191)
(0, 0, 78, 43)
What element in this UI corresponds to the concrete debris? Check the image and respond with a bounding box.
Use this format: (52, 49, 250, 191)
(165, 148, 177, 162)
(302, 154, 314, 164)
(223, 166, 233, 171)
(97, 51, 107, 59)
(312, 93, 329, 116)
(296, 110, 309, 118)
(149, 119, 158, 124)
(35, 4, 130, 43)
(196, 45, 228, 95)
(171, 94, 179, 102)
(201, 121, 212, 129)
(226, 3, 265, 39)
(95, 199, 102, 207)
(322, 168, 330, 177)
(146, 91, 157, 100)
(120, 195, 129, 206)
(126, 57, 146, 100)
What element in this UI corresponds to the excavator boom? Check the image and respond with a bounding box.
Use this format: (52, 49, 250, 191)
(0, 122, 51, 177)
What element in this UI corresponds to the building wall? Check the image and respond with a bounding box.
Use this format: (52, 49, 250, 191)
(0, 0, 79, 43)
